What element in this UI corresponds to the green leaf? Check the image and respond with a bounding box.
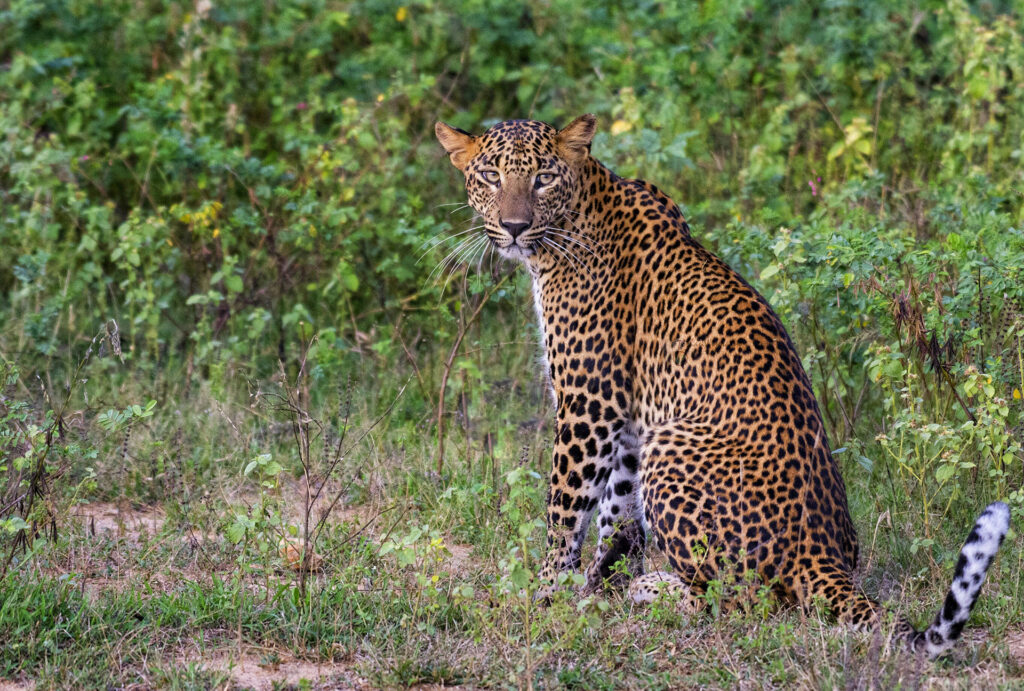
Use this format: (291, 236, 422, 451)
(934, 464, 956, 483)
(225, 521, 247, 544)
(509, 563, 532, 588)
(225, 274, 244, 293)
(3, 517, 30, 534)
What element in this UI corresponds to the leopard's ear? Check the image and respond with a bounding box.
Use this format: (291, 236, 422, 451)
(435, 122, 478, 171)
(557, 114, 597, 161)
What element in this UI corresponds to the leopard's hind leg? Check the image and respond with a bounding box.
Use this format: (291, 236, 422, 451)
(635, 420, 813, 612)
(628, 570, 702, 612)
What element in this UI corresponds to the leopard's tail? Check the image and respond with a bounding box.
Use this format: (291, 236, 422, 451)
(909, 501, 1010, 658)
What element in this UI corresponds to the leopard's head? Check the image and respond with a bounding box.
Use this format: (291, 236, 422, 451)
(434, 115, 596, 261)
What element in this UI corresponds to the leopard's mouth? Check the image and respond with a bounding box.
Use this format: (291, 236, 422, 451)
(488, 226, 541, 260)
(495, 240, 536, 260)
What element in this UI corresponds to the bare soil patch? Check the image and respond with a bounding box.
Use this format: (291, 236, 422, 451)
(200, 653, 366, 691)
(222, 478, 391, 533)
(1006, 625, 1024, 667)
(445, 543, 474, 573)
(73, 501, 165, 540)
(0, 681, 35, 691)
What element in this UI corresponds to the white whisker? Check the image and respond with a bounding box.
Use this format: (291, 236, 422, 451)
(428, 235, 482, 283)
(440, 236, 488, 297)
(417, 224, 486, 259)
(543, 227, 604, 265)
(542, 237, 590, 281)
(555, 237, 591, 275)
(473, 235, 492, 275)
(436, 235, 486, 286)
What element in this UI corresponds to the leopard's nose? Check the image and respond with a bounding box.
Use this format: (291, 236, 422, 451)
(500, 218, 530, 239)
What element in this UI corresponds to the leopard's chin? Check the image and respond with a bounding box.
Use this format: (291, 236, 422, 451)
(491, 235, 538, 261)
(497, 243, 535, 261)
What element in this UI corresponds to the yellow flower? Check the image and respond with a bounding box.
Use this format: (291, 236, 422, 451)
(212, 227, 220, 238)
(610, 119, 632, 135)
(395, 6, 408, 21)
(1014, 388, 1021, 400)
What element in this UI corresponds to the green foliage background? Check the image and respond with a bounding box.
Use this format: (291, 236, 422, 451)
(3, 0, 1022, 373)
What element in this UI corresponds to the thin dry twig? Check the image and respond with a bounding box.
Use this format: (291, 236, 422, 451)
(2, 320, 122, 577)
(253, 345, 410, 595)
(435, 270, 514, 476)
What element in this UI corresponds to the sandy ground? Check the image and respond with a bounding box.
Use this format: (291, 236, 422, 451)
(1006, 625, 1024, 667)
(74, 501, 166, 538)
(0, 681, 34, 691)
(200, 653, 366, 690)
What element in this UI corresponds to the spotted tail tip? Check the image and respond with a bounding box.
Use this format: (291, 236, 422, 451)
(914, 501, 1011, 658)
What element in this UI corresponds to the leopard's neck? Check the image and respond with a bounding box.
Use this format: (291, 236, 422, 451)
(525, 159, 631, 400)
(526, 158, 617, 279)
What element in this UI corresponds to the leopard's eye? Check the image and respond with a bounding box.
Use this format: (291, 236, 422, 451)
(480, 170, 501, 185)
(535, 172, 557, 187)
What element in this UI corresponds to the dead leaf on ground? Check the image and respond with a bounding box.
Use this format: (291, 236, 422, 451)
(280, 538, 324, 571)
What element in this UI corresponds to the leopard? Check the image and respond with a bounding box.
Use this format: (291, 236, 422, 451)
(434, 114, 1010, 658)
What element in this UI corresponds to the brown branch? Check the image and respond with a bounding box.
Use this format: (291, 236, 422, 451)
(434, 270, 514, 476)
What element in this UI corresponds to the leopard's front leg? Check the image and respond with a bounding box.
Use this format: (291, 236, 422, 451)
(582, 424, 645, 593)
(536, 394, 620, 598)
